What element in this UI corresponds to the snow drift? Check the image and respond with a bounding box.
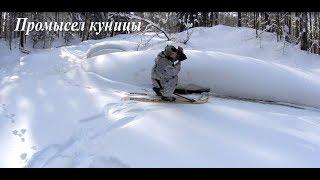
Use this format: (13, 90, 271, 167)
(86, 40, 139, 58)
(83, 50, 320, 108)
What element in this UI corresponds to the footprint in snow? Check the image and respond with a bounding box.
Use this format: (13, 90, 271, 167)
(12, 130, 18, 136)
(20, 153, 27, 160)
(89, 156, 130, 168)
(0, 104, 6, 113)
(12, 129, 27, 142)
(1, 104, 16, 123)
(6, 114, 15, 123)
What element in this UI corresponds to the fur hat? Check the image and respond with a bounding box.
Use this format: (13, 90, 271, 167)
(164, 45, 177, 56)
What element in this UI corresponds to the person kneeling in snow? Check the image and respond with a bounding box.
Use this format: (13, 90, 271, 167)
(151, 45, 187, 101)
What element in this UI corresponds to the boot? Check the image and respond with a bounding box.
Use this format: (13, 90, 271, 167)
(153, 87, 162, 96)
(161, 96, 176, 102)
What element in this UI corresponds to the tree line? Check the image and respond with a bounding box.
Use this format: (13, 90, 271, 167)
(0, 12, 319, 55)
(176, 12, 319, 54)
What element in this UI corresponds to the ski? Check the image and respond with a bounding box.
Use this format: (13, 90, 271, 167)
(127, 91, 307, 109)
(124, 92, 209, 104)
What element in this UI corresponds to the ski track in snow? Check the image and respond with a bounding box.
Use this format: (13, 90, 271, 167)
(26, 101, 145, 168)
(0, 53, 35, 166)
(24, 46, 147, 168)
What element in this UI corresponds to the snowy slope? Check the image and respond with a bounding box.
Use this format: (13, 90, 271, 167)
(1, 25, 320, 168)
(83, 50, 320, 108)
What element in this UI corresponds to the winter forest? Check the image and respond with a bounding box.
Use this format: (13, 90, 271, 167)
(1, 12, 320, 54)
(1, 11, 320, 168)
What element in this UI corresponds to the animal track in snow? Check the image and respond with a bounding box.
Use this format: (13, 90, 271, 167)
(12, 129, 27, 142)
(20, 153, 27, 160)
(0, 103, 16, 123)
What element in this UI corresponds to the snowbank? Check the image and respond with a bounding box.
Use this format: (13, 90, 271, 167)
(83, 50, 320, 108)
(86, 40, 139, 58)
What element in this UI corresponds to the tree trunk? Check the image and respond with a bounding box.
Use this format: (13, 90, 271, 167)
(215, 12, 219, 25)
(202, 12, 208, 27)
(253, 12, 256, 29)
(179, 12, 186, 32)
(295, 12, 300, 39)
(9, 13, 13, 50)
(309, 12, 313, 53)
(317, 12, 320, 54)
(237, 12, 242, 27)
(20, 31, 24, 48)
(211, 12, 219, 26)
(56, 12, 59, 38)
(264, 12, 270, 32)
(254, 12, 258, 37)
(192, 13, 198, 27)
(276, 13, 280, 41)
(82, 13, 90, 41)
(288, 13, 292, 35)
(4, 12, 7, 41)
(0, 12, 2, 38)
(19, 12, 25, 48)
(300, 13, 309, 51)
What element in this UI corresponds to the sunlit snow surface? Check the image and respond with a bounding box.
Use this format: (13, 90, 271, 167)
(1, 25, 320, 167)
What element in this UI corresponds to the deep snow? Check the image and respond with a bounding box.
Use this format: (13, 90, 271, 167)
(1, 25, 320, 168)
(83, 49, 320, 108)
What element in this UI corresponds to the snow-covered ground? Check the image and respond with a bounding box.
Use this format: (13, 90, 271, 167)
(1, 25, 320, 168)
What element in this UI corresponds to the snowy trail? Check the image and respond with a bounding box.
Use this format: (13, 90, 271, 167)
(1, 25, 320, 167)
(26, 101, 141, 168)
(22, 51, 150, 167)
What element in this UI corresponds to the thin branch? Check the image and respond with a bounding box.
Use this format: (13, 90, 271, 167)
(115, 13, 171, 41)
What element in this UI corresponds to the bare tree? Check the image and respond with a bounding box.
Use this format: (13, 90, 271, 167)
(0, 12, 2, 38)
(116, 12, 171, 41)
(0, 12, 318, 54)
(237, 12, 242, 27)
(300, 13, 309, 51)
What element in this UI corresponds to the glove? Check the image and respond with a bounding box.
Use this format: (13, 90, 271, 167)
(177, 47, 187, 61)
